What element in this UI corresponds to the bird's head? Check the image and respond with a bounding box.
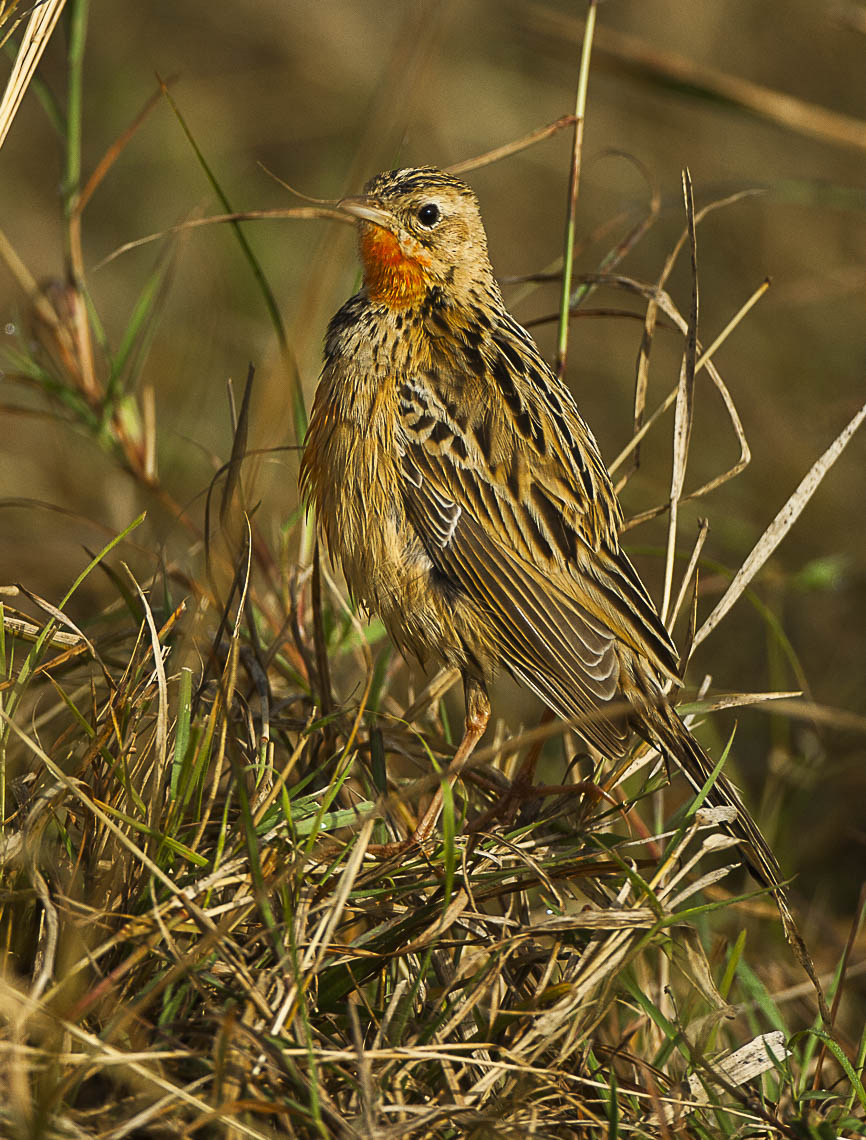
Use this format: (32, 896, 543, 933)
(338, 166, 495, 309)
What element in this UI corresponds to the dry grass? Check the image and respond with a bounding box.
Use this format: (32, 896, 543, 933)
(0, 3, 865, 1137)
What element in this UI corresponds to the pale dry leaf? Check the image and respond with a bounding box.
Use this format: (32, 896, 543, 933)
(694, 400, 866, 650)
(663, 1031, 789, 1123)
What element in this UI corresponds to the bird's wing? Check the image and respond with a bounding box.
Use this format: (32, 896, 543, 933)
(396, 327, 679, 755)
(401, 450, 630, 757)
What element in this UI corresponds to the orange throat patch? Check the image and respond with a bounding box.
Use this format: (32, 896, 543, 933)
(359, 225, 428, 308)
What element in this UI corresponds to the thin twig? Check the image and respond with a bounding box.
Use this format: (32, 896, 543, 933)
(660, 171, 698, 623)
(447, 114, 577, 175)
(611, 276, 770, 477)
(668, 517, 709, 637)
(556, 0, 597, 378)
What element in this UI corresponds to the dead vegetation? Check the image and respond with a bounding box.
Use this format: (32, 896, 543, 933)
(0, 2, 864, 1136)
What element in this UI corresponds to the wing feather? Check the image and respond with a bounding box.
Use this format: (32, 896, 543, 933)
(395, 317, 681, 756)
(402, 448, 630, 757)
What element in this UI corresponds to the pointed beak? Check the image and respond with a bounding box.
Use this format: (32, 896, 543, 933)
(337, 196, 396, 232)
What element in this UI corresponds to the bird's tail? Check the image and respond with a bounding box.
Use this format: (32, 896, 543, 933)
(639, 700, 832, 1021)
(639, 700, 782, 891)
(612, 660, 830, 1019)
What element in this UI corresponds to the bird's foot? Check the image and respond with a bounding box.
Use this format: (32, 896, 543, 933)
(467, 775, 603, 834)
(364, 830, 438, 860)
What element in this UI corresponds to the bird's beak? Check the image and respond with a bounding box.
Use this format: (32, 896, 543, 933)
(338, 196, 396, 232)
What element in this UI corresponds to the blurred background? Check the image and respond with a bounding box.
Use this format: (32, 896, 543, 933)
(1, 0, 864, 911)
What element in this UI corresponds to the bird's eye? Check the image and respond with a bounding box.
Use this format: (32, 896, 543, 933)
(416, 202, 441, 228)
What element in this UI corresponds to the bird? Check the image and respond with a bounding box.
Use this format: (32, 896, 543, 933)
(299, 164, 782, 891)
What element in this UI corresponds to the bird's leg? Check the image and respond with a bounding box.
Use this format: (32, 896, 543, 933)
(466, 712, 609, 833)
(411, 676, 490, 845)
(368, 678, 490, 858)
(510, 706, 553, 788)
(466, 707, 552, 833)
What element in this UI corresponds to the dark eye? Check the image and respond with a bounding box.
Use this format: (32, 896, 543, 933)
(416, 202, 441, 228)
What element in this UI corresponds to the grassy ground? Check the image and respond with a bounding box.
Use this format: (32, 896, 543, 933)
(0, 2, 865, 1136)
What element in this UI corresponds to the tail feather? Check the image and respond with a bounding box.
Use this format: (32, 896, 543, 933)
(638, 700, 831, 1022)
(641, 701, 782, 890)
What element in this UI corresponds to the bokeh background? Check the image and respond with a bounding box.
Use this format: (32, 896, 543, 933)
(1, 1, 864, 912)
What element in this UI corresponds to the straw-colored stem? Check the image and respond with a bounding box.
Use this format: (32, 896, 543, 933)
(556, 0, 597, 378)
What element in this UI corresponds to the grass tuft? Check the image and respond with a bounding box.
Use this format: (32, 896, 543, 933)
(0, 2, 864, 1136)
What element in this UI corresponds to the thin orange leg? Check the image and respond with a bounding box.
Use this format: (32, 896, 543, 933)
(413, 677, 490, 844)
(465, 706, 553, 833)
(371, 677, 490, 856)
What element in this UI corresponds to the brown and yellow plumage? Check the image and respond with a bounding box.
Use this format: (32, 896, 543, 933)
(300, 165, 782, 891)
